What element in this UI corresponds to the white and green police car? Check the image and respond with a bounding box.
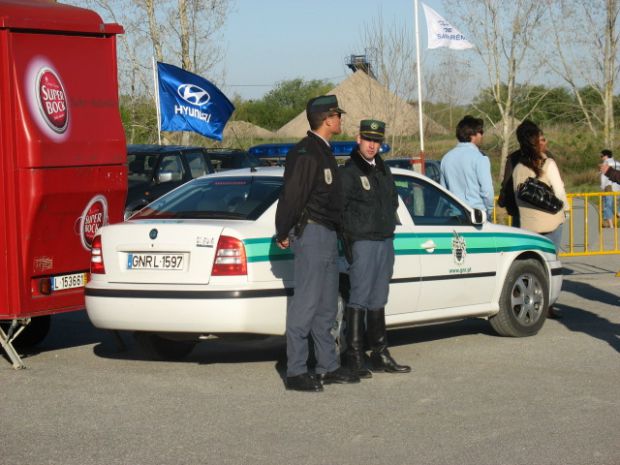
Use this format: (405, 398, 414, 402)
(85, 167, 563, 359)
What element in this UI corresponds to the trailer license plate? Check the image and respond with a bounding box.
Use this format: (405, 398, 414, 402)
(128, 253, 185, 270)
(52, 272, 88, 291)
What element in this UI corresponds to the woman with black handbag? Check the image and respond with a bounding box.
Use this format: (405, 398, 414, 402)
(512, 121, 568, 319)
(512, 120, 568, 251)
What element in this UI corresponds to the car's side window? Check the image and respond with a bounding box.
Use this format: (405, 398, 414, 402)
(157, 155, 185, 183)
(186, 152, 208, 178)
(425, 163, 439, 182)
(394, 174, 469, 226)
(127, 155, 149, 183)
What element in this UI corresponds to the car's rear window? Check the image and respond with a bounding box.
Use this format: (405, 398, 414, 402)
(131, 176, 283, 221)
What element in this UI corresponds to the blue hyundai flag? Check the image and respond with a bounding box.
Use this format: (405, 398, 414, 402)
(157, 62, 234, 141)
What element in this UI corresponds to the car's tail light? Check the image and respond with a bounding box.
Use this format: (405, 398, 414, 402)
(90, 235, 106, 274)
(212, 235, 247, 276)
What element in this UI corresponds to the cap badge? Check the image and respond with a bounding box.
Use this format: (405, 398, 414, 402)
(370, 122, 379, 130)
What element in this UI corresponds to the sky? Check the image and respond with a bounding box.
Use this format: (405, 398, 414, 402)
(218, 0, 455, 100)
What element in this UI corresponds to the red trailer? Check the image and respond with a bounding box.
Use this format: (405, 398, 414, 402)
(0, 0, 127, 368)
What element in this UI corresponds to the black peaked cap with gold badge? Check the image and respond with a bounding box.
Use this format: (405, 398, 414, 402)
(359, 119, 386, 142)
(306, 94, 346, 115)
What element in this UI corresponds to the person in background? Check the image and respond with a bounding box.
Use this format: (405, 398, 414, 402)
(340, 120, 411, 378)
(599, 149, 619, 228)
(512, 120, 568, 319)
(498, 149, 522, 227)
(275, 94, 359, 392)
(440, 115, 494, 219)
(600, 150, 620, 183)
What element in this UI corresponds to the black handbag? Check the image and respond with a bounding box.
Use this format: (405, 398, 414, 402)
(516, 177, 563, 214)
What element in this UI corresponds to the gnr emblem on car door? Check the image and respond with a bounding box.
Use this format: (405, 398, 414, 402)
(452, 231, 467, 265)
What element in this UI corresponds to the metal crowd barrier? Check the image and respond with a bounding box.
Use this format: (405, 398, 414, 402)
(493, 192, 620, 257)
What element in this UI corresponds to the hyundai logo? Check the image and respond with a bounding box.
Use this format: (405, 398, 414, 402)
(149, 229, 158, 240)
(177, 83, 210, 106)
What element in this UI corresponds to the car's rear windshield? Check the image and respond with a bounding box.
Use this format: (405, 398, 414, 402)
(131, 176, 283, 221)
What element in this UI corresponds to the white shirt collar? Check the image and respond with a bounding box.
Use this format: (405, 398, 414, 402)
(310, 131, 330, 148)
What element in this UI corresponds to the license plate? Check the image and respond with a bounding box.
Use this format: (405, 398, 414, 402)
(127, 253, 185, 270)
(51, 272, 88, 291)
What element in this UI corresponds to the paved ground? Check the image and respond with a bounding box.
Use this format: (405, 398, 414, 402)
(1, 255, 619, 465)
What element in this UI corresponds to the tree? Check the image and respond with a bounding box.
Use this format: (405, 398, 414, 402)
(443, 0, 551, 178)
(233, 79, 333, 131)
(473, 84, 580, 126)
(68, 0, 233, 143)
(358, 10, 419, 149)
(548, 0, 619, 147)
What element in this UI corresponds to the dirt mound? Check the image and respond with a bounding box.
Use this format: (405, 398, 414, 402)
(276, 71, 447, 139)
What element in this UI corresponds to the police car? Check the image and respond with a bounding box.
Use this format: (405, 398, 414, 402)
(85, 167, 563, 359)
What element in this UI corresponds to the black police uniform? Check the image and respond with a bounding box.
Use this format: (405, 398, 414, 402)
(275, 131, 343, 379)
(275, 131, 342, 241)
(340, 142, 411, 376)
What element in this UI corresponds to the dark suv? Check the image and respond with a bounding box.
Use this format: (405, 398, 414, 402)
(125, 145, 263, 219)
(125, 145, 216, 219)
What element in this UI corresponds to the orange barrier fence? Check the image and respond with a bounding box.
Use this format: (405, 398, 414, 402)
(493, 192, 620, 257)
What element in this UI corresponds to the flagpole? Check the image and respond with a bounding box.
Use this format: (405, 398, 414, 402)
(414, 0, 425, 152)
(152, 56, 162, 145)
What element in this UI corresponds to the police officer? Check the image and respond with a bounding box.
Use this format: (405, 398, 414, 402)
(341, 120, 411, 376)
(275, 95, 360, 392)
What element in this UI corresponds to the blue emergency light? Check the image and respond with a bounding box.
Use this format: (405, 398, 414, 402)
(248, 141, 391, 161)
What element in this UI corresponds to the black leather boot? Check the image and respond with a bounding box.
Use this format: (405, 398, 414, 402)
(367, 308, 411, 374)
(343, 307, 372, 379)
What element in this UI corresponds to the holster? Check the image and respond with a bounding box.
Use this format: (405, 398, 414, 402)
(293, 209, 309, 238)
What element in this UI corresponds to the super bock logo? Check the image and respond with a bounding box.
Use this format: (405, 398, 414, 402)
(78, 195, 109, 251)
(36, 67, 69, 134)
(452, 231, 467, 265)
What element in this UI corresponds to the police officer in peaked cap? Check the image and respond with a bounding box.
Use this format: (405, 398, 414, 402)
(275, 95, 360, 392)
(340, 119, 411, 377)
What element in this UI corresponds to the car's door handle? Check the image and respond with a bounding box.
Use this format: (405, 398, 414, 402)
(421, 240, 436, 253)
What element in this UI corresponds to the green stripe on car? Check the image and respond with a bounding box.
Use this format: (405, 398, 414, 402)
(243, 232, 555, 263)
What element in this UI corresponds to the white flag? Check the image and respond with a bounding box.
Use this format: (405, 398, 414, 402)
(421, 3, 474, 50)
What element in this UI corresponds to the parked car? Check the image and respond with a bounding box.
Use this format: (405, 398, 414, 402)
(125, 145, 257, 219)
(384, 158, 441, 183)
(86, 167, 563, 360)
(207, 148, 262, 171)
(248, 141, 391, 165)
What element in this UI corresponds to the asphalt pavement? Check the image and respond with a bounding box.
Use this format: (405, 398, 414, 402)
(1, 254, 619, 465)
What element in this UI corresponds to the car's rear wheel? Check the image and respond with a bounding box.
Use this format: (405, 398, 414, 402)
(1, 315, 51, 350)
(490, 259, 548, 337)
(133, 332, 197, 360)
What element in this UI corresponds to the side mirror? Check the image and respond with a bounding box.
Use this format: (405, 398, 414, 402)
(157, 171, 182, 183)
(471, 208, 486, 225)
